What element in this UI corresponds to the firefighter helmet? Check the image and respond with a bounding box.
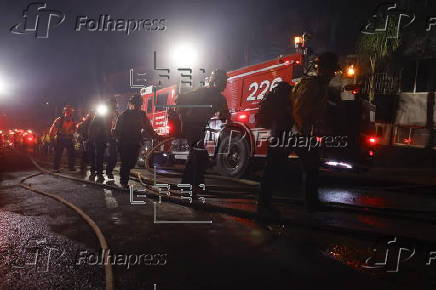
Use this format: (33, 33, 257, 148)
(129, 94, 143, 106)
(209, 69, 228, 91)
(210, 69, 227, 81)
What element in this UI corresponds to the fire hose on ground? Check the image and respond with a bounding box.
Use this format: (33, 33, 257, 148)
(18, 164, 114, 290)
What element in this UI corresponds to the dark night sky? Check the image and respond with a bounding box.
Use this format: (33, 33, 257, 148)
(0, 0, 382, 129)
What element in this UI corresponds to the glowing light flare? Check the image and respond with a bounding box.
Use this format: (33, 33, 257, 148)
(345, 65, 356, 78)
(237, 113, 248, 121)
(294, 36, 304, 48)
(0, 75, 9, 94)
(96, 104, 108, 116)
(325, 160, 353, 169)
(170, 42, 199, 67)
(368, 137, 377, 145)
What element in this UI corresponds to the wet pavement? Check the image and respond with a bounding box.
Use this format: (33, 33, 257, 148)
(1, 151, 436, 289)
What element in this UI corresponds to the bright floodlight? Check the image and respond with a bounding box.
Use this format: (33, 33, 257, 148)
(0, 76, 9, 94)
(170, 42, 198, 67)
(96, 104, 108, 116)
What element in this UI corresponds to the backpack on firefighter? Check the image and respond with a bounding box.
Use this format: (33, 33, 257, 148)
(292, 51, 342, 135)
(291, 76, 329, 134)
(174, 87, 220, 142)
(292, 75, 343, 136)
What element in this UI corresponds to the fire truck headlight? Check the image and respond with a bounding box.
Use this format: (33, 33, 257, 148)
(96, 104, 108, 116)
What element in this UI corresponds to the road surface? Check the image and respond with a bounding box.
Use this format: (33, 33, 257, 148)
(1, 151, 436, 289)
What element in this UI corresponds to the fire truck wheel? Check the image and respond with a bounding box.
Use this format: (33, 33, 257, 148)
(216, 132, 250, 178)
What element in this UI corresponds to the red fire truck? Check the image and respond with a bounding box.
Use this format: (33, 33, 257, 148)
(141, 84, 178, 136)
(140, 53, 377, 177)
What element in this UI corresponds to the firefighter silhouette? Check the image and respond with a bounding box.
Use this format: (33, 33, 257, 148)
(49, 105, 76, 171)
(114, 94, 160, 188)
(292, 52, 340, 212)
(176, 69, 230, 194)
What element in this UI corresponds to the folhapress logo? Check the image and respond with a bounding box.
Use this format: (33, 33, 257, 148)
(361, 2, 415, 39)
(10, 2, 65, 39)
(362, 1, 436, 36)
(362, 237, 415, 272)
